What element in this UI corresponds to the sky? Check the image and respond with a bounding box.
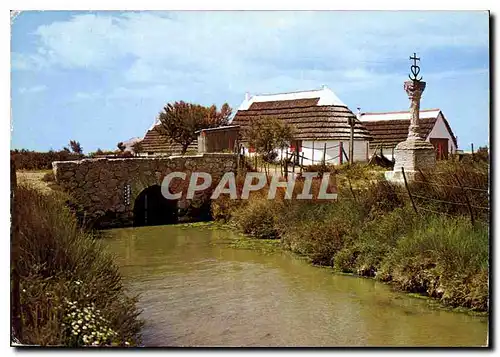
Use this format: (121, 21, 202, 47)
(10, 10, 489, 153)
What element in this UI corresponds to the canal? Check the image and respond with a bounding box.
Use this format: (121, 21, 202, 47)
(104, 224, 488, 347)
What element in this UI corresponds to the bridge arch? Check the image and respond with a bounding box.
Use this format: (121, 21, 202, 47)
(133, 185, 178, 226)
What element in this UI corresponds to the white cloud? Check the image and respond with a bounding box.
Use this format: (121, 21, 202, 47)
(18, 85, 47, 94)
(71, 91, 102, 101)
(11, 11, 489, 105)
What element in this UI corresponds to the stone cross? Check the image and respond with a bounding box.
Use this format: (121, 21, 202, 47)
(389, 53, 436, 183)
(404, 80, 426, 140)
(404, 53, 426, 140)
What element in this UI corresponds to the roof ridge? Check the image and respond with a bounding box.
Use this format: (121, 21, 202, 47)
(361, 108, 441, 115)
(251, 88, 323, 97)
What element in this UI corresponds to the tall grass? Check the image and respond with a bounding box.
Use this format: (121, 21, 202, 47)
(12, 185, 143, 346)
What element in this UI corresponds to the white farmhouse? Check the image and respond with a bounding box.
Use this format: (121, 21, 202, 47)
(231, 86, 372, 165)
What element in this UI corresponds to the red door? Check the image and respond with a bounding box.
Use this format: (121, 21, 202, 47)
(430, 138, 449, 160)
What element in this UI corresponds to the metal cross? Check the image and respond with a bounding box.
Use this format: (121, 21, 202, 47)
(409, 52, 423, 81)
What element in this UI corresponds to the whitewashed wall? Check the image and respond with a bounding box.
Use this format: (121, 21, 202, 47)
(242, 140, 369, 166)
(426, 113, 457, 153)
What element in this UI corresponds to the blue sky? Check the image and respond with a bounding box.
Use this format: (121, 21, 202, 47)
(11, 11, 489, 152)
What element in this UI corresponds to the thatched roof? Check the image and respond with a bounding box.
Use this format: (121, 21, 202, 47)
(360, 109, 457, 150)
(141, 125, 198, 154)
(362, 118, 437, 149)
(232, 90, 371, 141)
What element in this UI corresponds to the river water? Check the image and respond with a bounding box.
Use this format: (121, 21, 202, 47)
(104, 224, 488, 347)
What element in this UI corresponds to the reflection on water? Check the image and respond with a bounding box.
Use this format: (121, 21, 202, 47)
(104, 225, 488, 347)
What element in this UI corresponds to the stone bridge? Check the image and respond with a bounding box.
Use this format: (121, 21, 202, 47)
(53, 153, 238, 228)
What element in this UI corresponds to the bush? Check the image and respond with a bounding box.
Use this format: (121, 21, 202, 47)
(12, 185, 143, 346)
(334, 206, 419, 276)
(233, 198, 282, 239)
(11, 149, 83, 171)
(277, 200, 363, 265)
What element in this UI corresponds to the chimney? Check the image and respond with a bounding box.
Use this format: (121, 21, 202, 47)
(245, 92, 250, 101)
(356, 107, 361, 120)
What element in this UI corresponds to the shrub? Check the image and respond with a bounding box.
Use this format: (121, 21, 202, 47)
(12, 185, 143, 346)
(11, 149, 82, 171)
(334, 206, 419, 276)
(233, 198, 282, 239)
(277, 200, 363, 265)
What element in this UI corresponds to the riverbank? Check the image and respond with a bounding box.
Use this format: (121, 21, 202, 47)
(11, 180, 143, 346)
(211, 160, 489, 313)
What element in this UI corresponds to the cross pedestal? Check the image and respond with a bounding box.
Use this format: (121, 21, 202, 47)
(387, 80, 436, 183)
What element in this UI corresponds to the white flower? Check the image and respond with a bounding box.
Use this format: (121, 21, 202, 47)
(125, 342, 130, 346)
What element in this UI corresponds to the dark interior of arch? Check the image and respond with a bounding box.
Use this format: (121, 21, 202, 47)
(133, 185, 178, 226)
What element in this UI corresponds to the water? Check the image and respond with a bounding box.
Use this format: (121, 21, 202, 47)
(104, 224, 488, 347)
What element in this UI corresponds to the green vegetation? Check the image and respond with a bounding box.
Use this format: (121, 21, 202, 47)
(211, 160, 489, 312)
(12, 184, 143, 346)
(158, 101, 232, 154)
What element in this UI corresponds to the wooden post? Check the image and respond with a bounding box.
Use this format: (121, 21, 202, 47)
(236, 142, 240, 171)
(455, 174, 475, 225)
(471, 143, 474, 160)
(349, 118, 354, 165)
(312, 140, 315, 164)
(402, 167, 418, 213)
(280, 148, 284, 177)
(339, 142, 343, 165)
(348, 177, 357, 203)
(366, 142, 369, 161)
(295, 143, 299, 166)
(300, 153, 304, 175)
(284, 154, 288, 179)
(323, 143, 327, 166)
(342, 146, 349, 163)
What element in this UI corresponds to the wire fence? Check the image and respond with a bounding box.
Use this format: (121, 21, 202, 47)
(400, 167, 489, 224)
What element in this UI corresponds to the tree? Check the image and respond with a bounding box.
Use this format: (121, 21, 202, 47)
(245, 116, 294, 175)
(158, 101, 232, 154)
(69, 140, 83, 155)
(117, 142, 126, 152)
(132, 141, 144, 156)
(246, 116, 294, 158)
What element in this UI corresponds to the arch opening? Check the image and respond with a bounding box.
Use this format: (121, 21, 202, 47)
(133, 185, 178, 226)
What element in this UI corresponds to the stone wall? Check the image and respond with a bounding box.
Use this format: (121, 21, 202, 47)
(53, 153, 238, 228)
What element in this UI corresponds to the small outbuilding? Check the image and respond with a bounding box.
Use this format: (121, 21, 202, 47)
(360, 108, 458, 160)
